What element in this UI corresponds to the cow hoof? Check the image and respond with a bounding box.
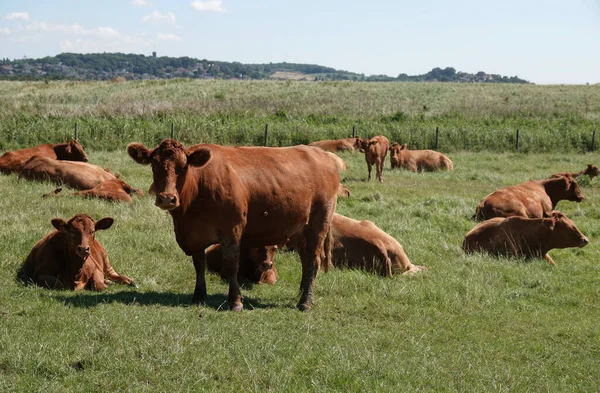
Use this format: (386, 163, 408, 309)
(230, 303, 243, 312)
(297, 302, 311, 312)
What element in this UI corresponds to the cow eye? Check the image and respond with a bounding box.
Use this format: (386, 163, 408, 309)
(176, 166, 187, 175)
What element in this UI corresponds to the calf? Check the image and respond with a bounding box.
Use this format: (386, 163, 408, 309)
(463, 211, 589, 266)
(20, 155, 117, 190)
(389, 142, 454, 172)
(550, 164, 600, 180)
(205, 244, 278, 284)
(309, 137, 359, 153)
(475, 176, 584, 220)
(355, 135, 389, 182)
(327, 213, 425, 276)
(45, 179, 143, 203)
(18, 214, 136, 290)
(0, 140, 88, 174)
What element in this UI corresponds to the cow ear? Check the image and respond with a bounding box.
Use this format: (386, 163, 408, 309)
(401, 144, 407, 150)
(187, 148, 212, 168)
(127, 143, 151, 165)
(95, 217, 114, 231)
(543, 218, 556, 230)
(51, 218, 68, 231)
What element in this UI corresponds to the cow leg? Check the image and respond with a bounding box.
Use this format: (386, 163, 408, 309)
(91, 270, 107, 291)
(36, 275, 65, 289)
(220, 235, 243, 312)
(298, 199, 336, 311)
(544, 253, 558, 268)
(105, 264, 137, 287)
(191, 252, 208, 304)
(376, 157, 383, 182)
(367, 161, 372, 181)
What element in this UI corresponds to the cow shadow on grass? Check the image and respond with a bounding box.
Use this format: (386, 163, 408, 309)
(52, 290, 278, 311)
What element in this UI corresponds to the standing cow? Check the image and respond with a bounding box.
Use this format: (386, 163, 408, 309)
(463, 211, 589, 267)
(355, 135, 389, 182)
(128, 139, 339, 311)
(0, 140, 88, 174)
(18, 214, 136, 290)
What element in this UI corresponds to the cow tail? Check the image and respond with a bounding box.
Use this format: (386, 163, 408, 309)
(321, 226, 334, 273)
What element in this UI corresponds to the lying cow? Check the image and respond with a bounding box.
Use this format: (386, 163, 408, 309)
(355, 135, 389, 182)
(20, 155, 118, 190)
(309, 137, 359, 153)
(0, 140, 88, 174)
(463, 211, 589, 267)
(18, 214, 136, 290)
(44, 179, 143, 203)
(328, 213, 425, 276)
(475, 176, 584, 220)
(550, 164, 600, 180)
(205, 244, 278, 285)
(128, 139, 339, 312)
(389, 143, 454, 172)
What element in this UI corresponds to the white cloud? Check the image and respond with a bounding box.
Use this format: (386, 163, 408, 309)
(4, 12, 30, 21)
(25, 22, 120, 39)
(142, 10, 177, 26)
(191, 1, 226, 12)
(58, 35, 153, 53)
(0, 27, 10, 35)
(132, 0, 148, 6)
(157, 33, 181, 41)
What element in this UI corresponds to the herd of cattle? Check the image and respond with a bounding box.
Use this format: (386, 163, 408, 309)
(1, 135, 596, 311)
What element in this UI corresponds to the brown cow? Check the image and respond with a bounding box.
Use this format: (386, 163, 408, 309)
(328, 213, 425, 276)
(19, 156, 118, 190)
(309, 137, 359, 153)
(475, 176, 584, 221)
(18, 214, 136, 290)
(45, 179, 143, 203)
(128, 139, 339, 311)
(355, 135, 389, 182)
(463, 211, 589, 267)
(550, 164, 600, 180)
(0, 140, 88, 174)
(205, 244, 278, 285)
(389, 143, 454, 172)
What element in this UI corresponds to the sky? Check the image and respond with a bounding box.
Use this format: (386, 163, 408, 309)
(0, 0, 599, 84)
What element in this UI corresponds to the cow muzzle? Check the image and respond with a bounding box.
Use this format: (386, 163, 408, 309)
(258, 261, 274, 272)
(76, 245, 90, 258)
(156, 192, 179, 210)
(580, 237, 590, 247)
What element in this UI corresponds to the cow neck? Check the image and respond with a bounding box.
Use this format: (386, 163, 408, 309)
(541, 178, 566, 208)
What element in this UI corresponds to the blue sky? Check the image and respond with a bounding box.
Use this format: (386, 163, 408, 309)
(0, 0, 599, 84)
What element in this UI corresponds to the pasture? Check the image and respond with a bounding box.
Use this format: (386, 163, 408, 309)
(1, 147, 599, 392)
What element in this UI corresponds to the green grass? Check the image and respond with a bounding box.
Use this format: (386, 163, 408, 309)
(1, 149, 599, 392)
(1, 80, 599, 152)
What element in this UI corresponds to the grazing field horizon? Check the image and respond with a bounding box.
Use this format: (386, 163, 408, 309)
(0, 148, 599, 391)
(0, 80, 599, 152)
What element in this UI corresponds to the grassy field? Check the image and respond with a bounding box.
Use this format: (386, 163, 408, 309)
(0, 80, 599, 152)
(0, 148, 599, 392)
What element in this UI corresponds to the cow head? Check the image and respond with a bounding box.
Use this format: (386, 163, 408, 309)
(354, 137, 370, 153)
(584, 164, 600, 178)
(127, 139, 212, 210)
(564, 176, 585, 202)
(546, 211, 589, 249)
(55, 140, 88, 162)
(51, 214, 113, 259)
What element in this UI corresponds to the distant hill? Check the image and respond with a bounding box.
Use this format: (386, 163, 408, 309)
(0, 53, 530, 83)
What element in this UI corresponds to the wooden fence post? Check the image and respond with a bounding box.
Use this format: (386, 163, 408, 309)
(592, 130, 596, 152)
(352, 125, 356, 138)
(171, 122, 175, 139)
(516, 129, 520, 152)
(435, 127, 439, 150)
(264, 124, 269, 146)
(74, 122, 78, 141)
